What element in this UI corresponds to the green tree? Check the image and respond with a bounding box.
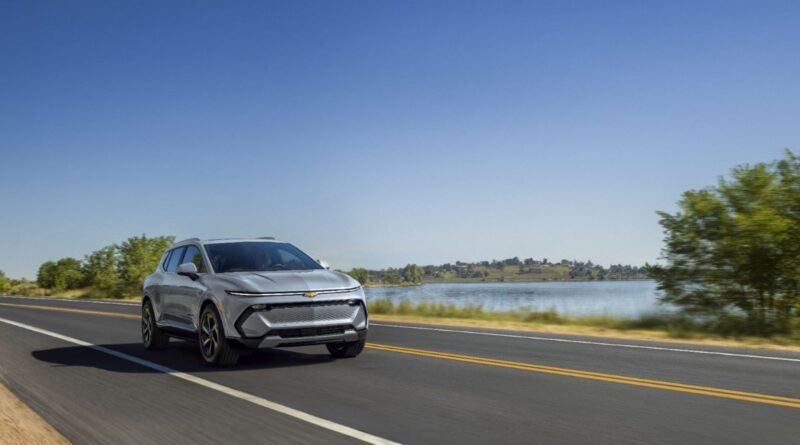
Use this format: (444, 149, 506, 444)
(37, 261, 58, 289)
(0, 270, 9, 294)
(650, 150, 800, 335)
(118, 235, 175, 295)
(37, 258, 84, 290)
(348, 268, 370, 285)
(83, 245, 120, 295)
(58, 258, 85, 289)
(383, 271, 401, 285)
(401, 264, 423, 284)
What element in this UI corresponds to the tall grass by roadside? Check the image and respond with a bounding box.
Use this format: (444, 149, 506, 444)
(3, 280, 47, 297)
(1, 285, 140, 301)
(367, 298, 800, 344)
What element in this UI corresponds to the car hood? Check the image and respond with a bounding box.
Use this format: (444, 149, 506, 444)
(211, 269, 359, 294)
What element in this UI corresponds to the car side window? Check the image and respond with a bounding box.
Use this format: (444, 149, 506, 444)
(165, 247, 185, 273)
(182, 245, 206, 273)
(161, 250, 173, 271)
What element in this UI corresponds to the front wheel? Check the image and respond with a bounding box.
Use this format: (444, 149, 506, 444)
(199, 305, 239, 367)
(326, 337, 366, 358)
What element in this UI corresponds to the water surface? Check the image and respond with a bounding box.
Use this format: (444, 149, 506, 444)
(364, 280, 667, 318)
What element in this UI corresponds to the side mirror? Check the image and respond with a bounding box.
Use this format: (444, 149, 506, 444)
(177, 262, 199, 280)
(317, 259, 331, 270)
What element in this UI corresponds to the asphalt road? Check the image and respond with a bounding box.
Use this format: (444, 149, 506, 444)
(0, 295, 798, 445)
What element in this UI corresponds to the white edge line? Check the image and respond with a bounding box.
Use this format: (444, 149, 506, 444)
(370, 323, 800, 363)
(0, 316, 401, 445)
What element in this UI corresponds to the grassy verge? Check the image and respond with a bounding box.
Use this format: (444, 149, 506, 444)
(4, 288, 141, 303)
(49, 289, 140, 301)
(0, 382, 70, 445)
(367, 299, 800, 350)
(7, 287, 142, 301)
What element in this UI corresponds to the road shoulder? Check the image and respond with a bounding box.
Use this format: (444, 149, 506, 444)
(0, 381, 70, 445)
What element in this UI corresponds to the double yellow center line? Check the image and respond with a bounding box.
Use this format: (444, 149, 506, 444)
(366, 343, 800, 408)
(2, 301, 799, 409)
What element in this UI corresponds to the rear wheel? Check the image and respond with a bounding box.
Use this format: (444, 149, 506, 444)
(142, 301, 169, 350)
(199, 305, 239, 367)
(326, 337, 366, 358)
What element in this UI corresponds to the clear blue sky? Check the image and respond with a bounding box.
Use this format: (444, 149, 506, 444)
(1, 1, 798, 278)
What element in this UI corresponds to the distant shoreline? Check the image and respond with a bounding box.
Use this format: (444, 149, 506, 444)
(364, 277, 653, 288)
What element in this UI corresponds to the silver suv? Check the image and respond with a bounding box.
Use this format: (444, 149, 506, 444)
(141, 238, 368, 366)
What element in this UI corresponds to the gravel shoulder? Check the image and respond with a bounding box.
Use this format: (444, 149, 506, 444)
(0, 381, 70, 445)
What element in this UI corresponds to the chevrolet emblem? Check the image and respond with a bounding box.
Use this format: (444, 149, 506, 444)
(304, 291, 318, 298)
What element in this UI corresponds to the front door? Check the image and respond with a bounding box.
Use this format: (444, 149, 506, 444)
(160, 246, 187, 328)
(173, 245, 208, 330)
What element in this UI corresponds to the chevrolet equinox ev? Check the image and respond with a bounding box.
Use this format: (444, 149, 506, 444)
(141, 238, 368, 366)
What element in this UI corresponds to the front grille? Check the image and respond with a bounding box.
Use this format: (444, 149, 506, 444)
(234, 299, 366, 338)
(270, 325, 347, 339)
(260, 302, 360, 325)
(264, 300, 354, 310)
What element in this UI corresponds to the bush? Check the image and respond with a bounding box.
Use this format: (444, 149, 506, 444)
(6, 279, 46, 297)
(348, 268, 369, 285)
(0, 270, 9, 294)
(37, 258, 84, 290)
(82, 245, 121, 296)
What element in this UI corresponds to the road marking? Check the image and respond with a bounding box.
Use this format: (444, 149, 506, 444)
(370, 323, 800, 363)
(0, 295, 138, 306)
(0, 316, 400, 445)
(365, 342, 800, 408)
(0, 302, 140, 319)
(3, 297, 799, 362)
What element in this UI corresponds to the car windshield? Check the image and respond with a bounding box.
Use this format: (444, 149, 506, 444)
(204, 242, 323, 273)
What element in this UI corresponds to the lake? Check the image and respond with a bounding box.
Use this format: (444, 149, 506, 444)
(364, 280, 669, 318)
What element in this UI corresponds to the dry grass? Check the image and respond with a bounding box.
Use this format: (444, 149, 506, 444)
(0, 382, 70, 445)
(370, 314, 800, 351)
(31, 290, 141, 303)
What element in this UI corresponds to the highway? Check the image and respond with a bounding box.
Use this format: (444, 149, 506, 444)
(0, 295, 798, 444)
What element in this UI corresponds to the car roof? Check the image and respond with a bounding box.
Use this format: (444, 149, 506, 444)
(171, 237, 281, 248)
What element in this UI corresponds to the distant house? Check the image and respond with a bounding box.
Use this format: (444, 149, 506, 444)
(456, 265, 471, 278)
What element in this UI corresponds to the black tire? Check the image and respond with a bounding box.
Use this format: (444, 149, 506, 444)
(198, 305, 239, 367)
(326, 337, 366, 358)
(142, 300, 169, 350)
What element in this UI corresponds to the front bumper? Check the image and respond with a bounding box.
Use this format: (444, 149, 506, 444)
(232, 299, 368, 348)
